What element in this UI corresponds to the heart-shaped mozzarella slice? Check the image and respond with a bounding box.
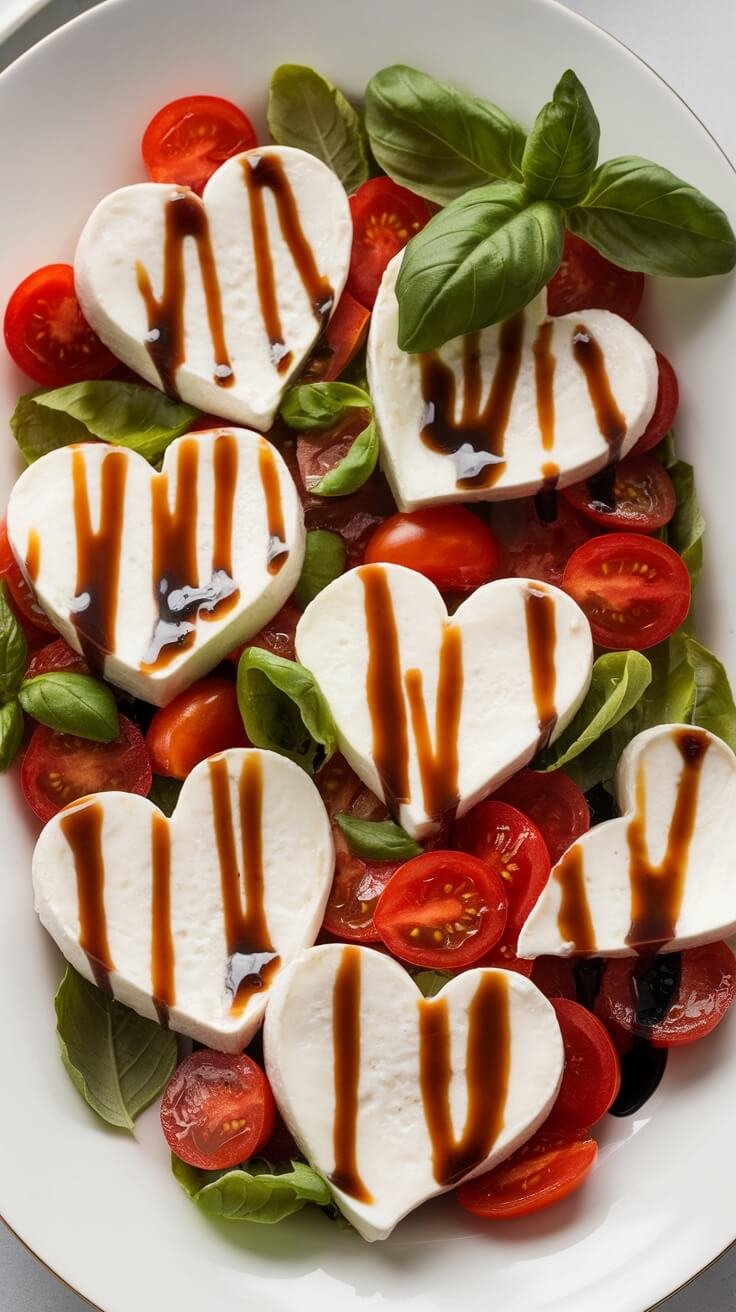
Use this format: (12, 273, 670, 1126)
(518, 724, 736, 958)
(6, 428, 304, 705)
(74, 146, 352, 430)
(295, 563, 593, 839)
(368, 254, 658, 511)
(32, 748, 334, 1051)
(264, 943, 563, 1240)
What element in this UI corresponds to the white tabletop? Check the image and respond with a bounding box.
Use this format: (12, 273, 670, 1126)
(0, 0, 734, 1307)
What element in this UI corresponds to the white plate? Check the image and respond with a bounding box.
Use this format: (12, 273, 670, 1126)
(0, 0, 49, 45)
(1, 0, 735, 1309)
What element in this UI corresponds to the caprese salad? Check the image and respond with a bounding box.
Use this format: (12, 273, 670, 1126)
(1, 62, 736, 1240)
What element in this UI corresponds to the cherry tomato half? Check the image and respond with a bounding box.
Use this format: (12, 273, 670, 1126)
(491, 495, 594, 588)
(453, 801, 550, 930)
(25, 638, 88, 679)
(531, 955, 577, 1001)
(226, 601, 300, 667)
(4, 263, 115, 388)
(455, 1129, 598, 1219)
(631, 353, 680, 456)
(547, 232, 645, 322)
(562, 454, 676, 532)
(317, 754, 399, 942)
(347, 177, 431, 309)
(302, 289, 370, 383)
(160, 1049, 275, 1170)
(595, 942, 736, 1048)
(544, 998, 621, 1133)
(364, 507, 502, 594)
(142, 95, 257, 195)
(493, 768, 590, 866)
(21, 714, 152, 823)
(0, 519, 55, 635)
(373, 850, 508, 969)
(562, 533, 691, 650)
(145, 677, 248, 780)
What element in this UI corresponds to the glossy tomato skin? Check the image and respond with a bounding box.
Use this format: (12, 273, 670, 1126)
(25, 638, 88, 679)
(562, 454, 676, 531)
(547, 232, 645, 321)
(364, 507, 502, 593)
(492, 768, 590, 866)
(142, 95, 257, 194)
(296, 408, 372, 494)
(226, 600, 300, 667)
(630, 353, 679, 456)
(160, 1049, 275, 1171)
(453, 800, 550, 930)
(531, 955, 577, 1000)
(491, 495, 594, 588)
(4, 263, 115, 388)
(302, 289, 370, 383)
(544, 998, 621, 1133)
(562, 533, 691, 650)
(316, 754, 399, 943)
(21, 714, 152, 823)
(347, 177, 431, 309)
(0, 518, 56, 635)
(145, 677, 248, 779)
(595, 942, 736, 1048)
(455, 1129, 598, 1219)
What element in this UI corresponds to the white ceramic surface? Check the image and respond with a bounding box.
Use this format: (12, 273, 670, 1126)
(0, 1, 735, 1310)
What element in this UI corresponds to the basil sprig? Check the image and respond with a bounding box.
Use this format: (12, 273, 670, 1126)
(334, 813, 421, 861)
(537, 651, 652, 773)
(237, 647, 337, 774)
(280, 381, 378, 496)
(19, 672, 119, 742)
(0, 583, 27, 771)
(268, 65, 369, 194)
(521, 69, 600, 205)
(294, 530, 346, 610)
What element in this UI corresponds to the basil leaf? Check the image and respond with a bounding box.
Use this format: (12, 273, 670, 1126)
(172, 1154, 331, 1223)
(0, 582, 28, 700)
(268, 65, 369, 193)
(413, 969, 453, 998)
(521, 69, 599, 205)
(280, 382, 371, 432)
(312, 418, 379, 496)
(148, 774, 183, 817)
(237, 648, 337, 773)
(55, 966, 177, 1131)
(10, 393, 88, 464)
(14, 381, 198, 465)
(334, 813, 421, 861)
(666, 459, 704, 588)
(0, 698, 24, 772)
(364, 65, 526, 204)
(569, 157, 736, 277)
(19, 672, 119, 742)
(537, 651, 652, 772)
(395, 182, 564, 352)
(681, 634, 736, 752)
(294, 530, 346, 610)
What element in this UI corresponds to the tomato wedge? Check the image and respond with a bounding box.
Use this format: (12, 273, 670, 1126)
(145, 677, 248, 780)
(142, 95, 257, 194)
(562, 533, 691, 650)
(492, 769, 589, 865)
(453, 801, 550, 930)
(364, 507, 502, 593)
(4, 263, 115, 388)
(455, 1129, 598, 1219)
(347, 177, 431, 309)
(373, 850, 508, 969)
(21, 715, 152, 823)
(631, 353, 680, 456)
(491, 495, 594, 588)
(25, 638, 88, 679)
(160, 1049, 275, 1170)
(302, 289, 370, 383)
(562, 454, 676, 531)
(544, 998, 621, 1133)
(547, 232, 644, 322)
(317, 754, 399, 943)
(595, 943, 736, 1048)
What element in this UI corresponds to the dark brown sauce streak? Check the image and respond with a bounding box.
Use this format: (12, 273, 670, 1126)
(533, 320, 556, 451)
(136, 189, 233, 395)
(330, 947, 373, 1202)
(556, 844, 597, 953)
(242, 155, 333, 373)
(419, 315, 525, 490)
(524, 586, 557, 750)
(535, 461, 559, 525)
(419, 973, 510, 1186)
(572, 324, 627, 464)
(209, 755, 279, 1016)
(405, 625, 463, 820)
(258, 440, 289, 574)
(360, 565, 410, 811)
(25, 529, 41, 583)
(200, 433, 242, 624)
(586, 464, 617, 514)
(151, 812, 175, 1027)
(71, 448, 127, 673)
(60, 802, 113, 995)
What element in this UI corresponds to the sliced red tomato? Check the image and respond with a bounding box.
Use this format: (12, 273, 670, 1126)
(302, 289, 370, 383)
(453, 801, 550, 931)
(492, 769, 589, 865)
(475, 929, 533, 977)
(531, 955, 577, 1000)
(160, 1049, 275, 1170)
(544, 998, 620, 1133)
(316, 754, 399, 942)
(21, 714, 152, 823)
(25, 638, 88, 679)
(595, 943, 736, 1048)
(296, 408, 372, 493)
(562, 454, 676, 531)
(226, 601, 300, 666)
(547, 232, 644, 322)
(562, 533, 691, 650)
(456, 1129, 597, 1219)
(4, 263, 115, 388)
(0, 519, 55, 634)
(364, 507, 502, 594)
(374, 850, 508, 969)
(142, 95, 257, 195)
(347, 177, 431, 309)
(631, 353, 680, 456)
(145, 677, 248, 780)
(491, 495, 594, 588)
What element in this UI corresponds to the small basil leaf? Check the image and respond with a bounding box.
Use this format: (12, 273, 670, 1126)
(334, 813, 421, 861)
(55, 966, 177, 1131)
(364, 65, 526, 204)
(413, 969, 453, 998)
(172, 1154, 332, 1222)
(521, 69, 600, 205)
(294, 530, 346, 610)
(237, 648, 337, 773)
(312, 418, 379, 497)
(666, 459, 704, 589)
(395, 182, 564, 352)
(537, 651, 652, 772)
(148, 774, 183, 817)
(268, 65, 369, 193)
(0, 698, 24, 772)
(10, 393, 89, 464)
(681, 634, 736, 752)
(280, 382, 371, 432)
(569, 157, 736, 277)
(0, 582, 28, 700)
(19, 672, 119, 742)
(17, 381, 198, 465)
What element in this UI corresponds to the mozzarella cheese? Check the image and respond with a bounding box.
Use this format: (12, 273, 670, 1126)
(75, 145, 352, 430)
(296, 563, 593, 839)
(368, 254, 658, 511)
(6, 427, 304, 706)
(518, 724, 736, 958)
(264, 943, 564, 1241)
(32, 749, 334, 1052)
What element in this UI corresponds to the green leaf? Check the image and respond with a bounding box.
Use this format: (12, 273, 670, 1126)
(0, 582, 28, 700)
(55, 967, 177, 1131)
(148, 774, 183, 817)
(413, 969, 453, 998)
(666, 459, 704, 588)
(294, 530, 346, 610)
(569, 157, 736, 277)
(268, 64, 369, 193)
(334, 813, 421, 861)
(395, 181, 564, 352)
(280, 382, 371, 432)
(312, 418, 379, 496)
(13, 381, 198, 465)
(681, 634, 736, 752)
(537, 651, 652, 772)
(19, 672, 119, 742)
(0, 698, 24, 772)
(237, 647, 337, 773)
(364, 64, 526, 204)
(521, 69, 599, 205)
(10, 393, 89, 463)
(172, 1154, 332, 1223)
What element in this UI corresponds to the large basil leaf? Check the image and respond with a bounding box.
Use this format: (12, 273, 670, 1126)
(268, 65, 369, 193)
(294, 530, 346, 610)
(237, 648, 337, 773)
(172, 1155, 331, 1223)
(537, 651, 652, 772)
(364, 65, 525, 204)
(681, 633, 736, 752)
(280, 382, 371, 432)
(335, 813, 421, 861)
(521, 69, 599, 205)
(312, 418, 379, 496)
(13, 381, 198, 465)
(0, 697, 24, 772)
(55, 967, 177, 1131)
(19, 672, 119, 742)
(395, 182, 564, 352)
(666, 458, 704, 588)
(569, 157, 736, 277)
(0, 582, 27, 700)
